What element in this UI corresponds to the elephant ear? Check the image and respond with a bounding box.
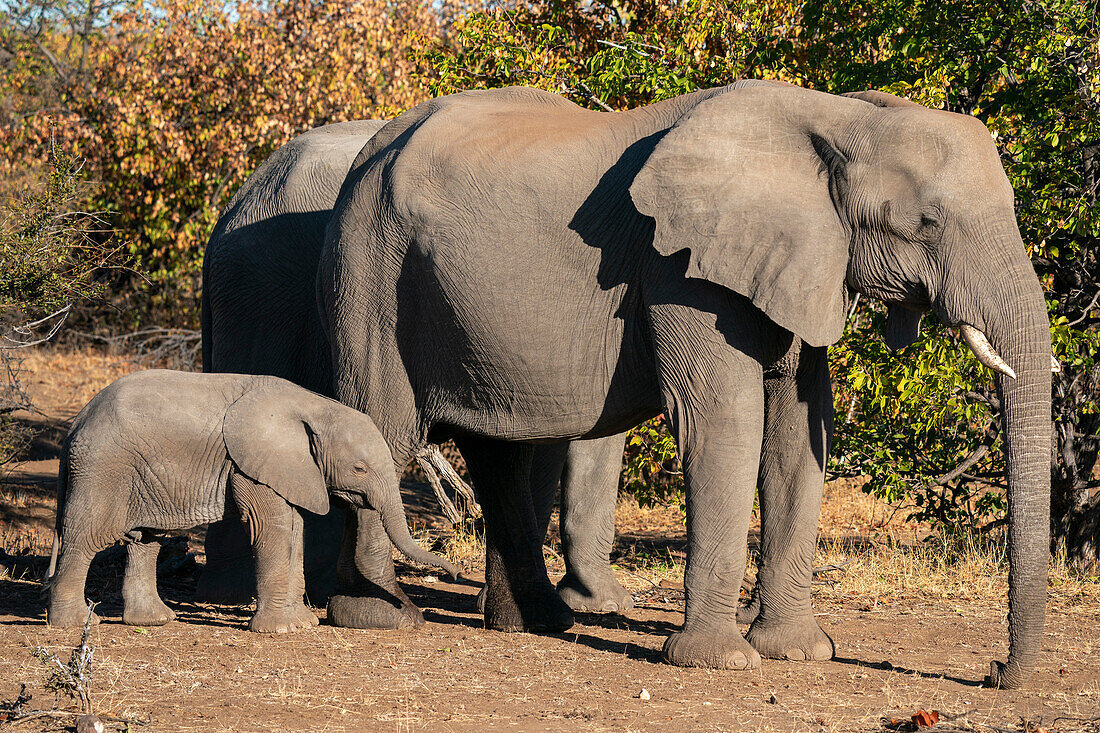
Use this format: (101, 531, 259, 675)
(223, 386, 330, 516)
(630, 85, 858, 347)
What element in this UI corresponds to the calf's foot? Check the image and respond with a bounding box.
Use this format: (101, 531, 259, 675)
(290, 602, 319, 628)
(122, 596, 176, 627)
(663, 627, 761, 670)
(746, 615, 834, 661)
(250, 607, 318, 634)
(48, 601, 99, 628)
(737, 591, 760, 624)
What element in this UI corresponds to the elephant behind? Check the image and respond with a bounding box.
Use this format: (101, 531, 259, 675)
(201, 120, 386, 605)
(201, 120, 632, 615)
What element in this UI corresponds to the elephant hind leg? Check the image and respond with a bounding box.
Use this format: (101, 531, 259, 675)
(557, 434, 634, 614)
(456, 435, 573, 634)
(122, 534, 176, 626)
(327, 506, 425, 630)
(48, 540, 101, 628)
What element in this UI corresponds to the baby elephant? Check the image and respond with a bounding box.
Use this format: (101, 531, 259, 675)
(47, 370, 460, 632)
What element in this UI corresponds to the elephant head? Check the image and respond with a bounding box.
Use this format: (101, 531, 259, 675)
(223, 384, 462, 578)
(631, 83, 1051, 688)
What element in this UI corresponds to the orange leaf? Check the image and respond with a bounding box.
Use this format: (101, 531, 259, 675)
(912, 710, 940, 727)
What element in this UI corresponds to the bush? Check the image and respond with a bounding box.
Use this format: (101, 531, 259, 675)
(0, 143, 130, 466)
(1, 0, 442, 314)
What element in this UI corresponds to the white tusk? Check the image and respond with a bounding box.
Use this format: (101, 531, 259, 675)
(959, 324, 1017, 380)
(1051, 355, 1061, 373)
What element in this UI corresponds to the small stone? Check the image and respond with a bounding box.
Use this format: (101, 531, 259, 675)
(423, 576, 439, 584)
(638, 689, 650, 700)
(75, 714, 105, 733)
(767, 693, 778, 704)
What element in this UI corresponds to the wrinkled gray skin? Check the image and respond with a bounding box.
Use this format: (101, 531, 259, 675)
(201, 121, 632, 615)
(46, 370, 459, 633)
(320, 83, 1051, 688)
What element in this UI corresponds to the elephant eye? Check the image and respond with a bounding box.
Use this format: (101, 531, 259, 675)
(353, 462, 369, 473)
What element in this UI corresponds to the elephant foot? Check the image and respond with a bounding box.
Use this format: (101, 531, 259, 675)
(122, 596, 176, 626)
(736, 593, 760, 624)
(663, 628, 761, 670)
(557, 570, 634, 613)
(289, 602, 319, 628)
(746, 615, 834, 661)
(249, 607, 316, 634)
(47, 601, 99, 628)
(485, 584, 574, 633)
(195, 562, 255, 605)
(326, 586, 425, 630)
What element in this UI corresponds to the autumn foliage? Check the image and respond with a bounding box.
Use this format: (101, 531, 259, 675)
(1, 0, 440, 295)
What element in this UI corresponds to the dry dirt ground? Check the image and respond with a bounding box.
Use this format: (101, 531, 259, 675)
(0, 346, 1098, 732)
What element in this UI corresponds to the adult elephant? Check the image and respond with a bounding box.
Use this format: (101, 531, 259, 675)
(319, 82, 1052, 688)
(200, 120, 632, 614)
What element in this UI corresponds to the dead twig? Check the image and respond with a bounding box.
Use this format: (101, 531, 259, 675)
(2, 304, 72, 348)
(32, 603, 96, 713)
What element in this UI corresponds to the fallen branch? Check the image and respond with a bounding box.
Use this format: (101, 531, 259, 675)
(812, 558, 855, 575)
(9, 709, 148, 727)
(415, 444, 481, 524)
(74, 328, 201, 369)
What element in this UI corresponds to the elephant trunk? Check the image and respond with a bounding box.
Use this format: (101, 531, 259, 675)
(974, 270, 1052, 689)
(371, 476, 464, 580)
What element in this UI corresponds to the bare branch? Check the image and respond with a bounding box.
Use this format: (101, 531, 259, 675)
(2, 304, 72, 348)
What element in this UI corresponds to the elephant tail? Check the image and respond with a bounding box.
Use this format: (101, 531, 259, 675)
(45, 451, 68, 584)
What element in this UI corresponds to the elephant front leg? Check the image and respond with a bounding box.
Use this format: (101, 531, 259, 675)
(456, 436, 574, 633)
(232, 474, 315, 633)
(557, 434, 634, 613)
(327, 507, 424, 629)
(649, 290, 764, 671)
(745, 342, 834, 662)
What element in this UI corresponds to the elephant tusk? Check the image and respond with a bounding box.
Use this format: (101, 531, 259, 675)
(959, 325, 1017, 380)
(1051, 355, 1061, 373)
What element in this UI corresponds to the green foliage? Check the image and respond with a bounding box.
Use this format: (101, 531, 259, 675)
(0, 144, 118, 316)
(799, 0, 1100, 534)
(0, 144, 130, 467)
(416, 0, 797, 109)
(622, 416, 683, 511)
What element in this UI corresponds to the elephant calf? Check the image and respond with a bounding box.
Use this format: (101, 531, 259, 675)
(46, 370, 459, 633)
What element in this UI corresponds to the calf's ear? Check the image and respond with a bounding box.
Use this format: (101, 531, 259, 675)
(223, 387, 330, 516)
